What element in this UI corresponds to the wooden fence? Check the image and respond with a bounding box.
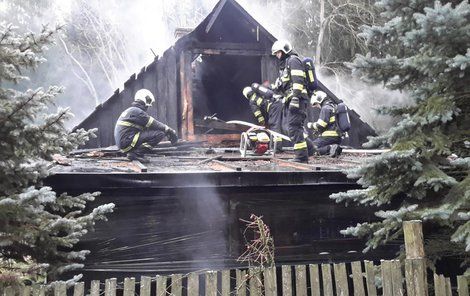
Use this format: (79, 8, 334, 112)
(2, 221, 469, 296)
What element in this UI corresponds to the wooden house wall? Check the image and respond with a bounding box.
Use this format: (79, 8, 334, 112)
(75, 49, 178, 149)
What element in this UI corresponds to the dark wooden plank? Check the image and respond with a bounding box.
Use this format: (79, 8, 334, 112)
(205, 0, 228, 33)
(192, 42, 266, 51)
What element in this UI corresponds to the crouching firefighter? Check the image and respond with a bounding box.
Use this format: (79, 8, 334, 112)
(114, 89, 178, 163)
(307, 91, 342, 157)
(242, 82, 284, 152)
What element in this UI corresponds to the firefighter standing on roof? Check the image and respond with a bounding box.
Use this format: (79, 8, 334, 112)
(242, 82, 284, 152)
(114, 89, 178, 163)
(307, 91, 342, 157)
(271, 40, 310, 163)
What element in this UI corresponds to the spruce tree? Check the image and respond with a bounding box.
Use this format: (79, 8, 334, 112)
(0, 23, 115, 286)
(331, 0, 470, 269)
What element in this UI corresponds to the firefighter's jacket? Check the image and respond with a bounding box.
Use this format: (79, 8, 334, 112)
(275, 52, 308, 102)
(114, 101, 168, 152)
(311, 99, 340, 138)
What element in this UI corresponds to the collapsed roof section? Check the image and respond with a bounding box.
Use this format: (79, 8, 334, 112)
(74, 0, 375, 149)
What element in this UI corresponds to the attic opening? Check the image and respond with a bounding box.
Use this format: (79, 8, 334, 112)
(192, 54, 262, 134)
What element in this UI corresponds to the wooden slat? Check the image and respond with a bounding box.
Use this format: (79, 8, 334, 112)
(54, 282, 66, 296)
(90, 280, 100, 296)
(249, 267, 262, 296)
(351, 261, 366, 296)
(264, 266, 277, 296)
(221, 270, 230, 296)
(309, 264, 321, 296)
(4, 287, 15, 296)
(105, 278, 117, 296)
(171, 274, 183, 296)
(403, 221, 425, 259)
(156, 275, 167, 296)
(187, 273, 199, 296)
(445, 277, 452, 296)
(405, 258, 427, 296)
(21, 286, 31, 296)
(139, 276, 151, 296)
(364, 261, 377, 296)
(381, 260, 393, 296)
(434, 274, 447, 296)
(295, 265, 308, 296)
(205, 271, 217, 296)
(321, 264, 334, 296)
(123, 278, 135, 296)
(73, 282, 85, 296)
(236, 269, 247, 296)
(391, 260, 404, 296)
(32, 285, 45, 296)
(458, 276, 469, 296)
(282, 265, 292, 296)
(334, 263, 349, 296)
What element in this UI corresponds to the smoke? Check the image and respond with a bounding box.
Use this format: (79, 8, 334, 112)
(318, 73, 410, 134)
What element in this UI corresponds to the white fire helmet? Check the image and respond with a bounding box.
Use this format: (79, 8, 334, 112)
(310, 90, 327, 105)
(134, 89, 155, 107)
(271, 40, 293, 55)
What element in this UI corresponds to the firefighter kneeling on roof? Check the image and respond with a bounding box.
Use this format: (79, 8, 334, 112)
(307, 91, 348, 158)
(114, 89, 178, 163)
(242, 82, 284, 152)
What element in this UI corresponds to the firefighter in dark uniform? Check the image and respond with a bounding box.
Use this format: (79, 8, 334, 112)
(114, 89, 178, 163)
(242, 82, 284, 151)
(271, 40, 310, 163)
(307, 91, 342, 157)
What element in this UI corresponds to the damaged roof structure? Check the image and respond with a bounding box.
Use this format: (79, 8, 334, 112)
(74, 0, 375, 149)
(48, 0, 394, 281)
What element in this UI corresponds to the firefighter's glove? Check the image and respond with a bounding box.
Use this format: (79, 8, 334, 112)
(307, 122, 315, 130)
(165, 127, 178, 145)
(289, 97, 300, 111)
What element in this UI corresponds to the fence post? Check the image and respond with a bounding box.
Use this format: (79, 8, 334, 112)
(404, 220, 428, 296)
(123, 278, 135, 296)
